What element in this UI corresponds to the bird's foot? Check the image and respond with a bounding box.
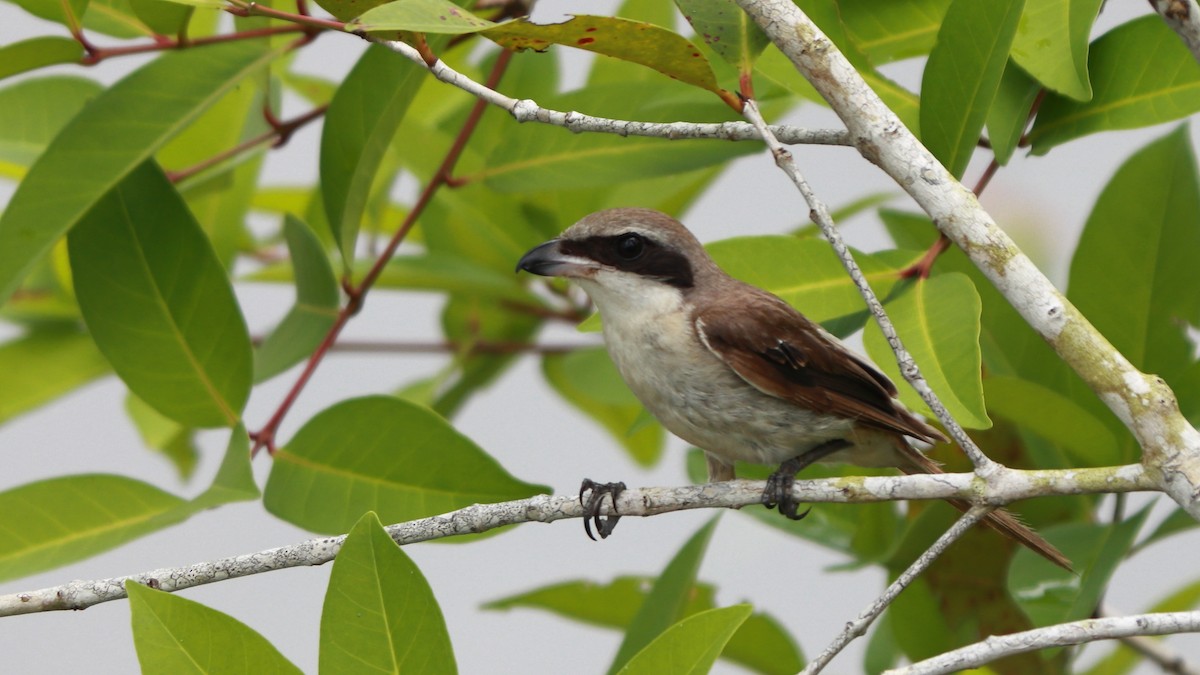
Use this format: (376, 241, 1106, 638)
(764, 458, 810, 520)
(762, 439, 852, 521)
(579, 479, 626, 541)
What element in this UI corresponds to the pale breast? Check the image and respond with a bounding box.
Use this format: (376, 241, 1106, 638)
(599, 301, 855, 466)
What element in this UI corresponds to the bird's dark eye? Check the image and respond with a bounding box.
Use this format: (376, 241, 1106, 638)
(615, 233, 645, 260)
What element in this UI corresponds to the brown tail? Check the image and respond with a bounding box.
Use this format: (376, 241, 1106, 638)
(895, 445, 1073, 572)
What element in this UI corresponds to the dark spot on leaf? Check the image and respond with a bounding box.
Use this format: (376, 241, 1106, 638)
(692, 52, 700, 57)
(577, 37, 595, 45)
(585, 26, 597, 32)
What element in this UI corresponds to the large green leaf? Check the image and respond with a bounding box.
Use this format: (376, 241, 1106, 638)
(920, 0, 1025, 178)
(0, 426, 257, 581)
(1067, 128, 1200, 382)
(321, 44, 427, 265)
(0, 39, 277, 304)
(838, 0, 951, 64)
(0, 38, 85, 81)
(1010, 0, 1102, 101)
(68, 162, 253, 428)
(348, 0, 495, 33)
(985, 62, 1040, 165)
(1030, 17, 1200, 153)
(320, 513, 456, 674)
(0, 327, 110, 426)
(0, 76, 102, 178)
(265, 396, 548, 534)
(674, 0, 770, 75)
(127, 0, 192, 34)
(863, 273, 990, 429)
(483, 17, 728, 102)
(542, 347, 665, 467)
(708, 236, 922, 325)
(1008, 507, 1148, 627)
(486, 576, 803, 675)
(983, 376, 1119, 466)
(617, 605, 753, 675)
(253, 215, 339, 383)
(128, 582, 301, 674)
(609, 518, 719, 674)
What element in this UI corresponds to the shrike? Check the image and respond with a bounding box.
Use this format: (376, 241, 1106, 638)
(518, 207, 1068, 570)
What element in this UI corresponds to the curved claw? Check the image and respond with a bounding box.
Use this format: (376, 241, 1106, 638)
(579, 478, 626, 540)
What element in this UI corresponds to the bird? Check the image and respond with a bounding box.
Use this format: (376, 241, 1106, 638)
(517, 207, 1070, 570)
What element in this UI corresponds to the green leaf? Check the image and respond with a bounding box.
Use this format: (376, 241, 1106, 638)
(1010, 508, 1148, 628)
(253, 215, 339, 383)
(0, 475, 184, 582)
(985, 61, 1040, 165)
(1010, 0, 1102, 101)
(127, 0, 193, 34)
(321, 513, 456, 673)
(9, 0, 90, 31)
(708, 236, 921, 325)
(486, 576, 803, 675)
(266, 395, 548, 534)
(321, 44, 427, 265)
(474, 82, 752, 191)
(128, 582, 301, 674)
(920, 0, 1025, 178)
(983, 376, 1119, 466)
(192, 424, 260, 509)
(0, 426, 256, 581)
(483, 16, 731, 104)
(125, 393, 199, 480)
(610, 518, 719, 674)
(0, 39, 277, 304)
(543, 348, 665, 466)
(838, 0, 951, 64)
(68, 162, 253, 428)
(617, 605, 753, 675)
(348, 0, 495, 33)
(863, 273, 990, 429)
(0, 327, 110, 426)
(1067, 127, 1200, 382)
(0, 38, 85, 81)
(674, 0, 770, 75)
(1030, 17, 1200, 153)
(0, 76, 102, 177)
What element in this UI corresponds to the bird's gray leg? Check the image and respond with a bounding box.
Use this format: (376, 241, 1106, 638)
(764, 439, 852, 520)
(579, 479, 627, 540)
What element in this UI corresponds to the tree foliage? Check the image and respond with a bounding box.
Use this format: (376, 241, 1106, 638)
(1, 0, 1199, 672)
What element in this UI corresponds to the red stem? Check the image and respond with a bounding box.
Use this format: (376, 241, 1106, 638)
(249, 49, 515, 456)
(79, 25, 309, 65)
(167, 105, 327, 184)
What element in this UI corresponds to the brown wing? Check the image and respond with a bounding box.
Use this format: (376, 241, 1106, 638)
(694, 287, 947, 445)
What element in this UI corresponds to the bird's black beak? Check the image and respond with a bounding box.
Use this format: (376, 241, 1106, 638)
(516, 239, 588, 278)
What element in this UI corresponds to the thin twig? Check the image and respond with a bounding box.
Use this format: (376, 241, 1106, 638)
(0, 466, 1155, 618)
(373, 38, 850, 147)
(77, 25, 310, 65)
(888, 611, 1200, 675)
(166, 106, 327, 184)
(803, 506, 995, 674)
(740, 99, 999, 476)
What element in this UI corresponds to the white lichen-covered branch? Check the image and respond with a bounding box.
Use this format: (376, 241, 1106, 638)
(887, 611, 1200, 675)
(0, 464, 1153, 618)
(731, 0, 1200, 518)
(373, 38, 851, 146)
